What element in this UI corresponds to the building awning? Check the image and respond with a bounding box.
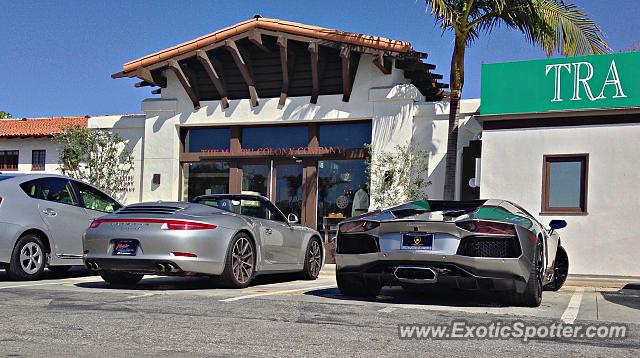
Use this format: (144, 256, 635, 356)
(112, 16, 447, 108)
(0, 116, 88, 138)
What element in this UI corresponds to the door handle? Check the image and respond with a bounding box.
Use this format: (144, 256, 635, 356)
(265, 228, 273, 235)
(42, 208, 57, 217)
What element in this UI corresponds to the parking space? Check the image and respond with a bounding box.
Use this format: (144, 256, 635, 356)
(0, 267, 638, 356)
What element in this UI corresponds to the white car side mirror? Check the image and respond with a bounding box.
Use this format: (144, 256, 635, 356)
(287, 213, 299, 224)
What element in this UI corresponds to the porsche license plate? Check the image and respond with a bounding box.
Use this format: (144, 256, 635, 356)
(112, 240, 138, 256)
(401, 233, 433, 250)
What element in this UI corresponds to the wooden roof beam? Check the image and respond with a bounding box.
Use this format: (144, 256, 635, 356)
(308, 41, 319, 104)
(277, 35, 288, 107)
(167, 60, 200, 110)
(340, 46, 353, 102)
(248, 29, 271, 52)
(373, 51, 391, 75)
(195, 50, 230, 109)
(226, 39, 259, 107)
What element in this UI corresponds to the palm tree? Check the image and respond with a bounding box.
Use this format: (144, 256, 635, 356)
(0, 111, 11, 119)
(424, 0, 609, 200)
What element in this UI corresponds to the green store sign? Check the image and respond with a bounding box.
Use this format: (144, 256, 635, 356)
(481, 52, 640, 115)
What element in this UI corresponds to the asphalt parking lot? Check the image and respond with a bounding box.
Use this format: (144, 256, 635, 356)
(0, 267, 638, 357)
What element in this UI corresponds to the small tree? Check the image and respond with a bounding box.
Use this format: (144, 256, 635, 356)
(0, 111, 12, 119)
(55, 125, 134, 201)
(366, 144, 431, 209)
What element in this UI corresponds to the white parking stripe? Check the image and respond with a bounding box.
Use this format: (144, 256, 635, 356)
(0, 282, 65, 290)
(561, 287, 585, 324)
(378, 306, 398, 313)
(0, 277, 99, 290)
(220, 285, 335, 302)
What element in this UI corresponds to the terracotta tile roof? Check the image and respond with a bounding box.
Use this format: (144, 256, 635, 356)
(0, 116, 88, 138)
(117, 16, 417, 74)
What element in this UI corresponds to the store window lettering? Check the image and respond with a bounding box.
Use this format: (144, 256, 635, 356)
(200, 146, 346, 156)
(545, 60, 627, 102)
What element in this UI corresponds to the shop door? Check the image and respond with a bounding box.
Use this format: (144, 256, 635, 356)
(272, 161, 303, 222)
(240, 160, 305, 224)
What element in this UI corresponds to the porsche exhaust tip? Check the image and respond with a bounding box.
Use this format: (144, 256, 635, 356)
(85, 261, 100, 271)
(394, 266, 437, 283)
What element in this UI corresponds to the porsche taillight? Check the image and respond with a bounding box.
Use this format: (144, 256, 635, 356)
(88, 218, 217, 230)
(456, 220, 516, 236)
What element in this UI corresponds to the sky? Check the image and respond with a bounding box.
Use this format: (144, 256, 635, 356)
(1, 0, 639, 118)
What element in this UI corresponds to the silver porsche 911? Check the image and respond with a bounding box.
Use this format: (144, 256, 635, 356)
(335, 199, 569, 307)
(83, 194, 324, 288)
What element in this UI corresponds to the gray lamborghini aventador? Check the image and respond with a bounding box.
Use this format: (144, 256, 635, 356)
(83, 194, 324, 288)
(335, 199, 569, 307)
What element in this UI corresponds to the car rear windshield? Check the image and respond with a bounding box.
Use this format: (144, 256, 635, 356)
(390, 200, 487, 218)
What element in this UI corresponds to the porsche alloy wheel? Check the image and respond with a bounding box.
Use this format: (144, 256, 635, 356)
(232, 236, 254, 285)
(300, 237, 322, 280)
(220, 233, 256, 289)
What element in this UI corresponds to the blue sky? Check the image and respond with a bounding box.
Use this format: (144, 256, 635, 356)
(1, 0, 638, 118)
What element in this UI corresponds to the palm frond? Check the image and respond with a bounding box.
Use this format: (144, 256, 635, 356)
(424, 0, 460, 30)
(528, 0, 610, 56)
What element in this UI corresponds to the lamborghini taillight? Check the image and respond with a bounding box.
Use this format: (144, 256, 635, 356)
(456, 220, 516, 236)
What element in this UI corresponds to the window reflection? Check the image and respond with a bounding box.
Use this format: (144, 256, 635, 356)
(242, 126, 308, 150)
(317, 160, 369, 239)
(274, 163, 303, 219)
(186, 128, 231, 152)
(182, 162, 229, 201)
(319, 122, 371, 148)
(548, 161, 582, 208)
(242, 164, 269, 197)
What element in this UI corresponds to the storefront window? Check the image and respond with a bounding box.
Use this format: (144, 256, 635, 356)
(542, 154, 588, 214)
(186, 128, 231, 152)
(182, 162, 230, 201)
(317, 160, 369, 238)
(274, 163, 303, 220)
(319, 122, 371, 148)
(242, 126, 308, 150)
(242, 164, 269, 196)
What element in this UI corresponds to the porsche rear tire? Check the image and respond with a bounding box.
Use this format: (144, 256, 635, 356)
(336, 273, 381, 298)
(299, 237, 322, 280)
(219, 233, 255, 289)
(501, 240, 543, 307)
(100, 271, 144, 286)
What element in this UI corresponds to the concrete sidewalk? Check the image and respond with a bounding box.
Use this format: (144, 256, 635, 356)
(320, 264, 640, 289)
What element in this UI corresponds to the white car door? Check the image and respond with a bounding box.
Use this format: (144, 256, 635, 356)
(36, 177, 90, 258)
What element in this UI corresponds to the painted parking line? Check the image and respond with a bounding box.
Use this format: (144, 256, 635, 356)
(378, 306, 398, 313)
(0, 277, 99, 290)
(561, 287, 585, 324)
(220, 285, 335, 302)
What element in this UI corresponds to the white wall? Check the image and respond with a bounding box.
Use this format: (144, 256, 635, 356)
(480, 123, 640, 276)
(88, 115, 146, 204)
(0, 137, 61, 173)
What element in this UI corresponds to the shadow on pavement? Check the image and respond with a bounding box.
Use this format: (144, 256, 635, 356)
(74, 272, 305, 291)
(0, 267, 97, 282)
(600, 284, 640, 311)
(305, 285, 504, 308)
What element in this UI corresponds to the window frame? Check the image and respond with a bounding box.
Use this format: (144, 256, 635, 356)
(72, 181, 122, 213)
(0, 150, 19, 171)
(31, 150, 46, 171)
(541, 153, 589, 215)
